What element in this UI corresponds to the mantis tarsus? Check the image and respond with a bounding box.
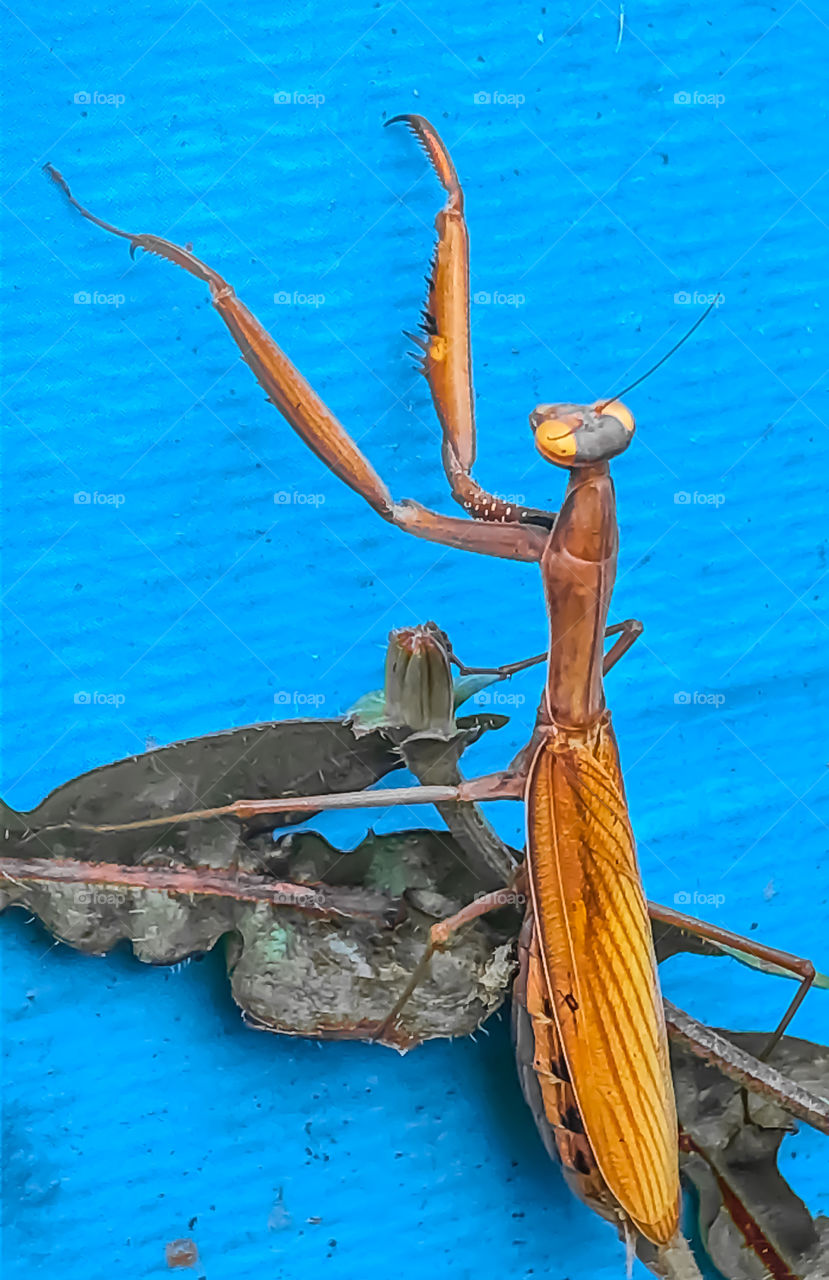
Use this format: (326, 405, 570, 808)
(45, 116, 819, 1256)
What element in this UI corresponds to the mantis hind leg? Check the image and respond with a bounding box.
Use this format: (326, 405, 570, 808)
(648, 900, 816, 1059)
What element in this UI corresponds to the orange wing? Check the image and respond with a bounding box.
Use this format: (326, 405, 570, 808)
(526, 722, 680, 1245)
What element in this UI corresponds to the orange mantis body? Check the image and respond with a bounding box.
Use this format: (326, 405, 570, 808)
(521, 464, 680, 1244)
(45, 118, 815, 1250)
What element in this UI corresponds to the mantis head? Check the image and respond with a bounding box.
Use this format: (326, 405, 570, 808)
(529, 400, 635, 469)
(528, 296, 721, 471)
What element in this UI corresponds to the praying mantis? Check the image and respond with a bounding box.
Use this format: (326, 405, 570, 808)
(45, 115, 819, 1257)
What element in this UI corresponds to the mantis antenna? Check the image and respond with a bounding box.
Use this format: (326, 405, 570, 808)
(596, 294, 721, 412)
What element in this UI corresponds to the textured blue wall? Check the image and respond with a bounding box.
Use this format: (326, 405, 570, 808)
(2, 3, 828, 1276)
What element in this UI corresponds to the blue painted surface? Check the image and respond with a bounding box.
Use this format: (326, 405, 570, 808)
(2, 3, 828, 1276)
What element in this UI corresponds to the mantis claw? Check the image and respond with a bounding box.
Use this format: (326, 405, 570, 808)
(387, 115, 473, 480)
(385, 114, 463, 212)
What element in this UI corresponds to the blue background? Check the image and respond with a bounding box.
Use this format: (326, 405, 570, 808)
(2, 3, 828, 1276)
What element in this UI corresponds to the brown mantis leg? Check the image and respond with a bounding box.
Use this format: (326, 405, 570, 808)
(602, 618, 644, 673)
(45, 163, 547, 566)
(450, 648, 548, 678)
(446, 618, 644, 680)
(445, 618, 644, 790)
(374, 877, 528, 1041)
(373, 886, 824, 1127)
(387, 114, 555, 529)
(648, 901, 816, 1060)
(27, 772, 526, 838)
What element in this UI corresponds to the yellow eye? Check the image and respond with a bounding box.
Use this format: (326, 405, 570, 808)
(535, 419, 577, 459)
(601, 400, 635, 433)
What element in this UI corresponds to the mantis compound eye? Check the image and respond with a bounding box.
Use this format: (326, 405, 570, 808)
(529, 401, 635, 468)
(598, 399, 635, 435)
